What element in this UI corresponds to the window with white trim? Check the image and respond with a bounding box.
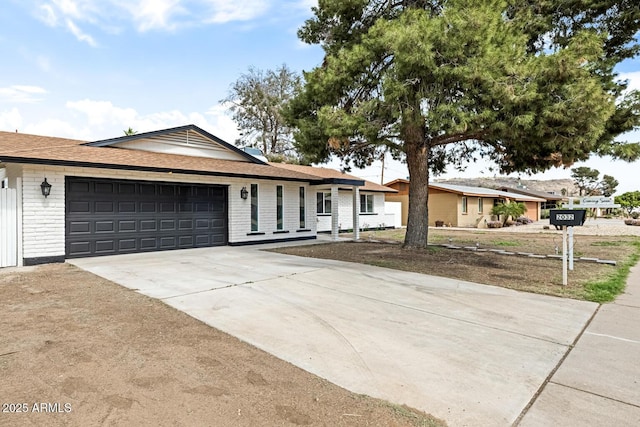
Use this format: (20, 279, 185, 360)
(276, 185, 284, 230)
(478, 198, 484, 214)
(462, 196, 468, 214)
(299, 187, 306, 228)
(360, 194, 374, 213)
(250, 184, 259, 231)
(317, 192, 331, 214)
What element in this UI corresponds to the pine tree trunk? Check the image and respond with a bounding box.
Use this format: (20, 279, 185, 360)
(402, 118, 430, 249)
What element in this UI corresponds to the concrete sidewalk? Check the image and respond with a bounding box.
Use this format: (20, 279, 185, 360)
(519, 264, 640, 426)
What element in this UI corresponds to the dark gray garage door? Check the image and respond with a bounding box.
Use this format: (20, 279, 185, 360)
(66, 177, 227, 258)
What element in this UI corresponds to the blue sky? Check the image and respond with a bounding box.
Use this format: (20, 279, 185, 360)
(1, 0, 639, 194)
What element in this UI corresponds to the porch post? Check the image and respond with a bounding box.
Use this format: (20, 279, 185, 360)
(352, 186, 360, 240)
(331, 185, 340, 240)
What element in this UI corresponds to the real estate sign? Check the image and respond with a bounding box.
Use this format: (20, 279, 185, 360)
(563, 196, 620, 209)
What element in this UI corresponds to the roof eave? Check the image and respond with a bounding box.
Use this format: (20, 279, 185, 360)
(83, 124, 267, 166)
(0, 156, 323, 184)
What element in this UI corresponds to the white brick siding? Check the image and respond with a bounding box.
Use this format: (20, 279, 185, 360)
(316, 191, 387, 232)
(6, 163, 316, 261)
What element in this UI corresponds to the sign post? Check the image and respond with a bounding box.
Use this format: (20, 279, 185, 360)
(568, 198, 574, 271)
(550, 209, 587, 286)
(560, 197, 621, 272)
(562, 226, 568, 286)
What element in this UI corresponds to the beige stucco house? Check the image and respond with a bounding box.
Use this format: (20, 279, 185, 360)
(385, 179, 545, 228)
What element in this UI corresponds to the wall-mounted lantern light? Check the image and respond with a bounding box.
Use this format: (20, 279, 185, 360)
(240, 186, 248, 200)
(40, 178, 52, 198)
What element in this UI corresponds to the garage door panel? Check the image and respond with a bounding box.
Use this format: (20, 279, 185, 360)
(140, 202, 156, 213)
(69, 181, 90, 193)
(140, 184, 156, 195)
(160, 219, 176, 231)
(178, 219, 193, 230)
(195, 219, 209, 229)
(69, 241, 91, 255)
(95, 240, 115, 253)
(66, 177, 228, 258)
(69, 221, 90, 234)
(119, 239, 137, 251)
(178, 236, 193, 247)
(160, 237, 176, 248)
(119, 202, 136, 213)
(95, 201, 115, 213)
(69, 201, 90, 213)
(140, 220, 157, 231)
(95, 182, 115, 194)
(160, 202, 175, 213)
(119, 183, 136, 194)
(118, 220, 136, 232)
(95, 221, 115, 233)
(140, 238, 158, 249)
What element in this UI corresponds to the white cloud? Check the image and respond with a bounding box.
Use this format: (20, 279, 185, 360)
(65, 19, 97, 46)
(0, 85, 48, 103)
(32, 0, 274, 38)
(35, 0, 99, 46)
(618, 71, 640, 92)
(124, 0, 185, 32)
(0, 108, 24, 132)
(59, 99, 239, 143)
(203, 0, 270, 24)
(66, 99, 138, 126)
(37, 4, 58, 26)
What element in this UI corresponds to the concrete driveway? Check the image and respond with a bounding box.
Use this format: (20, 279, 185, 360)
(70, 243, 597, 426)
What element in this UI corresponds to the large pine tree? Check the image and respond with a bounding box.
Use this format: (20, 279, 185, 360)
(288, 0, 640, 248)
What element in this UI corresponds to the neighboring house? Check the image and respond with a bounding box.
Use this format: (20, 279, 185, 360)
(385, 179, 545, 228)
(496, 186, 566, 210)
(269, 163, 397, 232)
(0, 125, 369, 267)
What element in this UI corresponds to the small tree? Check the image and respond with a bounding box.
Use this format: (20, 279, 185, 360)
(222, 65, 301, 159)
(491, 202, 527, 226)
(600, 175, 619, 197)
(615, 191, 640, 216)
(571, 167, 600, 196)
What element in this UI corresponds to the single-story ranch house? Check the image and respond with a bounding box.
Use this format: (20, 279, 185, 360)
(0, 125, 388, 267)
(270, 163, 397, 232)
(384, 179, 546, 228)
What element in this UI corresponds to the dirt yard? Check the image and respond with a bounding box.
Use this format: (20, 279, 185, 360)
(0, 263, 444, 427)
(273, 229, 640, 301)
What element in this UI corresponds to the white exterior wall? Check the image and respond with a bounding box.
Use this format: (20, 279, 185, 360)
(9, 164, 316, 261)
(316, 191, 387, 232)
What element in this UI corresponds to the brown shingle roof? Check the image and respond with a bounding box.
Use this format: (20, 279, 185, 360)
(0, 131, 322, 183)
(270, 163, 397, 193)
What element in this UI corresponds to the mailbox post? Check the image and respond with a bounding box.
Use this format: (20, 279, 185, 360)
(550, 209, 587, 286)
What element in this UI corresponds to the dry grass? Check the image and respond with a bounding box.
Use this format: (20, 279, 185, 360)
(272, 229, 640, 302)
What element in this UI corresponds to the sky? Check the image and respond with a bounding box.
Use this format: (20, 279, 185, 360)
(1, 0, 639, 195)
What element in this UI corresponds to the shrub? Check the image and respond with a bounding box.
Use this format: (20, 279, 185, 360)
(632, 212, 640, 219)
(486, 221, 503, 228)
(625, 219, 634, 225)
(516, 216, 533, 225)
(541, 209, 550, 219)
